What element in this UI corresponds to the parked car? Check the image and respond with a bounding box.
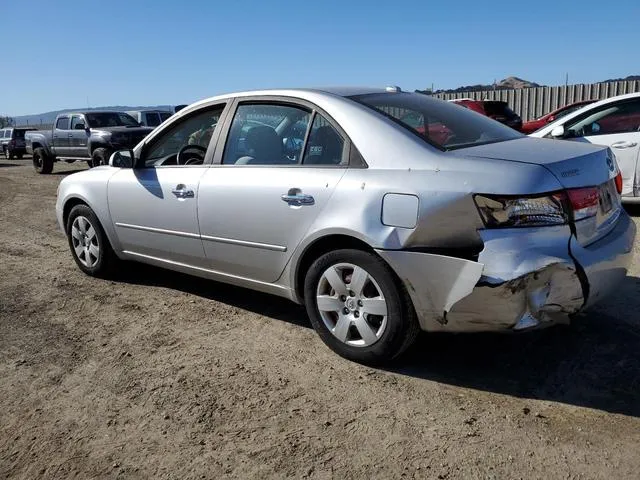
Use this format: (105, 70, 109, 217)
(126, 110, 173, 127)
(521, 100, 596, 134)
(25, 111, 153, 174)
(1, 127, 36, 159)
(449, 99, 523, 131)
(56, 87, 634, 365)
(530, 92, 640, 202)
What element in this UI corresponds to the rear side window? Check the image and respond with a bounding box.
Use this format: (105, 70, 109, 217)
(56, 117, 69, 130)
(160, 112, 172, 122)
(302, 114, 346, 165)
(352, 93, 522, 150)
(222, 103, 311, 165)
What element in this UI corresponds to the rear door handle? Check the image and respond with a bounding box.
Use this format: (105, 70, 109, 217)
(68, 134, 73, 137)
(171, 184, 195, 199)
(611, 141, 638, 149)
(281, 188, 314, 206)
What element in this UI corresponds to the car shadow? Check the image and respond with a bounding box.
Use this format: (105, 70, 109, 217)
(116, 262, 309, 329)
(114, 262, 640, 417)
(392, 275, 640, 418)
(50, 169, 87, 176)
(0, 163, 21, 168)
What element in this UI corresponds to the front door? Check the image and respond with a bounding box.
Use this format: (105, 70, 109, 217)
(197, 101, 349, 283)
(563, 98, 640, 196)
(107, 104, 227, 265)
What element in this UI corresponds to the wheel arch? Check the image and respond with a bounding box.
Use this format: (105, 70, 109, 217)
(291, 232, 379, 304)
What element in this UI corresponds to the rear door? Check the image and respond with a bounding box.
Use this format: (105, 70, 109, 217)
(107, 103, 227, 266)
(562, 98, 640, 197)
(53, 116, 71, 156)
(69, 115, 89, 156)
(197, 99, 349, 282)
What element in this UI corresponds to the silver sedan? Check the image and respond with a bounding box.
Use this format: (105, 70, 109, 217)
(56, 87, 636, 365)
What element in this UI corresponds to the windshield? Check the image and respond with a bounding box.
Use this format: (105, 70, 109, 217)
(350, 93, 522, 150)
(85, 112, 139, 128)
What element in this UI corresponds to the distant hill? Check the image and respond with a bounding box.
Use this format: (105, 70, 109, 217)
(13, 105, 175, 127)
(599, 75, 640, 83)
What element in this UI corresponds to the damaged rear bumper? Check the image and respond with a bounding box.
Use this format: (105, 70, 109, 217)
(377, 213, 635, 332)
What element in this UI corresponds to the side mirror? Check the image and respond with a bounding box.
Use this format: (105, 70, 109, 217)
(550, 125, 565, 138)
(109, 149, 135, 168)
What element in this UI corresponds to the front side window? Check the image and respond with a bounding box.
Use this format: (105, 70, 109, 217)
(352, 93, 522, 150)
(222, 103, 311, 165)
(143, 105, 225, 167)
(56, 117, 69, 130)
(562, 100, 640, 137)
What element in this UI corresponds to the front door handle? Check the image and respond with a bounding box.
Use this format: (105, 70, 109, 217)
(612, 141, 638, 149)
(281, 188, 314, 206)
(171, 184, 195, 199)
(68, 133, 73, 137)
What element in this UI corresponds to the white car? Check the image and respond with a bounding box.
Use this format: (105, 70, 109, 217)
(530, 92, 640, 202)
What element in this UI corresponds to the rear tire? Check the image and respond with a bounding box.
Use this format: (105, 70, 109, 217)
(66, 204, 119, 278)
(6, 148, 14, 160)
(91, 147, 112, 167)
(304, 249, 419, 366)
(33, 148, 53, 174)
(16, 153, 23, 159)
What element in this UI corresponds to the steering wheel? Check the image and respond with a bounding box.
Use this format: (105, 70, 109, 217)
(177, 144, 207, 165)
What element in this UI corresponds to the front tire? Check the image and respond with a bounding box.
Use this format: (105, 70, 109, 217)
(66, 204, 119, 278)
(304, 249, 419, 365)
(6, 148, 14, 160)
(91, 147, 112, 167)
(16, 153, 23, 159)
(32, 148, 53, 174)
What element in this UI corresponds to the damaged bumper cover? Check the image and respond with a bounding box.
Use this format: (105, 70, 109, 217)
(377, 212, 635, 332)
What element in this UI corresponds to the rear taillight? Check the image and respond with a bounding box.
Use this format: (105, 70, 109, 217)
(615, 171, 623, 194)
(566, 187, 599, 221)
(474, 193, 568, 228)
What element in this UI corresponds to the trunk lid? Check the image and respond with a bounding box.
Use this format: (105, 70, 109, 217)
(461, 137, 622, 245)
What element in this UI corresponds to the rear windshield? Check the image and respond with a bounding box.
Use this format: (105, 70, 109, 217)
(85, 112, 139, 128)
(483, 101, 517, 117)
(350, 93, 522, 150)
(13, 129, 33, 139)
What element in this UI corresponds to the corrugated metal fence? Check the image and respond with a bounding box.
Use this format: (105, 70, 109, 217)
(434, 80, 640, 121)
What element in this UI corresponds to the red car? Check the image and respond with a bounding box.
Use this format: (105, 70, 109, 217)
(449, 99, 523, 131)
(520, 100, 596, 134)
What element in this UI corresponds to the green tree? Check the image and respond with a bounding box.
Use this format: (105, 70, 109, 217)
(0, 116, 14, 128)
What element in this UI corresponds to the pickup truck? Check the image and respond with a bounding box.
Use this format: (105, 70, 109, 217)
(25, 111, 153, 174)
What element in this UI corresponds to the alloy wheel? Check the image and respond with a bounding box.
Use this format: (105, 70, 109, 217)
(71, 216, 100, 268)
(316, 263, 388, 347)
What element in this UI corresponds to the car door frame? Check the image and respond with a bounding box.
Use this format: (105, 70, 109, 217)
(211, 95, 361, 167)
(108, 100, 234, 266)
(53, 115, 71, 156)
(197, 95, 365, 284)
(69, 114, 89, 157)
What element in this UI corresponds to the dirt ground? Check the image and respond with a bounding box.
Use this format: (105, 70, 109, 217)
(1, 157, 640, 479)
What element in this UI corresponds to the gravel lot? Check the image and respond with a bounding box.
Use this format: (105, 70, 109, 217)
(1, 157, 640, 479)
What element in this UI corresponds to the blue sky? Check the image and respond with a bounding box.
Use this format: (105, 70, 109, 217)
(3, 0, 639, 116)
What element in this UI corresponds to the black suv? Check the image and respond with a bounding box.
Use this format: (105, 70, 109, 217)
(1, 127, 36, 159)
